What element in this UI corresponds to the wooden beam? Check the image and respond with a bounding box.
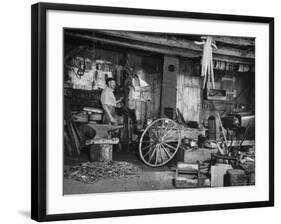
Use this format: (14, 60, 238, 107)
(213, 36, 255, 46)
(98, 30, 202, 50)
(97, 30, 255, 59)
(66, 32, 201, 58)
(65, 32, 254, 64)
(213, 46, 254, 59)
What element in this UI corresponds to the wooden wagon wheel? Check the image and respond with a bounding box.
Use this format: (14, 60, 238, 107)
(139, 118, 181, 167)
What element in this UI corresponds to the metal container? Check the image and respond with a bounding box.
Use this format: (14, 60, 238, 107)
(208, 115, 220, 140)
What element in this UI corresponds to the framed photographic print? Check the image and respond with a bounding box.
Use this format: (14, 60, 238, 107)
(31, 2, 274, 222)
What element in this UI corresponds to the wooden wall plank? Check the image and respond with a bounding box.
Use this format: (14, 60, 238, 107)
(177, 59, 201, 122)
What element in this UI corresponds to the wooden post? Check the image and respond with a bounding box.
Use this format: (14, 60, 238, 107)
(90, 144, 113, 162)
(87, 138, 119, 162)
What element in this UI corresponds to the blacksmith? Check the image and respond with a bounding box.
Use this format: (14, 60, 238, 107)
(100, 78, 123, 124)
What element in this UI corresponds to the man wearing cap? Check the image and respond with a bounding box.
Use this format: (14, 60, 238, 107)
(100, 78, 123, 124)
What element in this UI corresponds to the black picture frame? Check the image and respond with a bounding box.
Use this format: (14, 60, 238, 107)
(31, 2, 274, 222)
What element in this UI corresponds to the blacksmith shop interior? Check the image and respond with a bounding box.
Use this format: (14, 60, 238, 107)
(63, 29, 255, 194)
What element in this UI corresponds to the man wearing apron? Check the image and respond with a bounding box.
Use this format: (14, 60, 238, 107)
(100, 78, 122, 124)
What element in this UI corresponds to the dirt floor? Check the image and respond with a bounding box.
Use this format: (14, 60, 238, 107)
(63, 147, 178, 195)
(63, 142, 255, 195)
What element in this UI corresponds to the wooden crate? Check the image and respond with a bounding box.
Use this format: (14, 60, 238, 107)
(179, 125, 206, 140)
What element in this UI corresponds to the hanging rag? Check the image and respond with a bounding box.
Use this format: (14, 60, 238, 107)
(201, 36, 215, 89)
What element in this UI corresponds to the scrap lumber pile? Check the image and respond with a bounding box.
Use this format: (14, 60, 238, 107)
(64, 161, 141, 184)
(64, 100, 83, 156)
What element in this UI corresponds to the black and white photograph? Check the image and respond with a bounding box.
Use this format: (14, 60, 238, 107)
(63, 28, 256, 195)
(29, 1, 274, 222)
(0, 0, 278, 223)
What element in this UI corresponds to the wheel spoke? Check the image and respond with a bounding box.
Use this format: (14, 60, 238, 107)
(162, 125, 176, 140)
(158, 145, 164, 164)
(162, 142, 177, 151)
(142, 142, 157, 151)
(163, 127, 177, 141)
(141, 139, 157, 144)
(160, 143, 172, 158)
(163, 139, 178, 143)
(148, 145, 158, 163)
(162, 120, 173, 134)
(155, 145, 159, 165)
(150, 128, 160, 139)
(157, 122, 164, 140)
(143, 145, 155, 158)
(158, 128, 162, 140)
(159, 120, 166, 137)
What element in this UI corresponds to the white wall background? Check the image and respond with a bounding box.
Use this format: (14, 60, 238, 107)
(0, 0, 279, 223)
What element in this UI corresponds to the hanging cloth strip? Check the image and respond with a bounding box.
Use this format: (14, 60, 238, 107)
(200, 36, 216, 89)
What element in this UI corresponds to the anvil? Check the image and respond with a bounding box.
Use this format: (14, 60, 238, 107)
(86, 123, 124, 139)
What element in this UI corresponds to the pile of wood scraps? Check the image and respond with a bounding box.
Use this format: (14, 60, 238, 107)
(64, 161, 141, 184)
(64, 101, 84, 156)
